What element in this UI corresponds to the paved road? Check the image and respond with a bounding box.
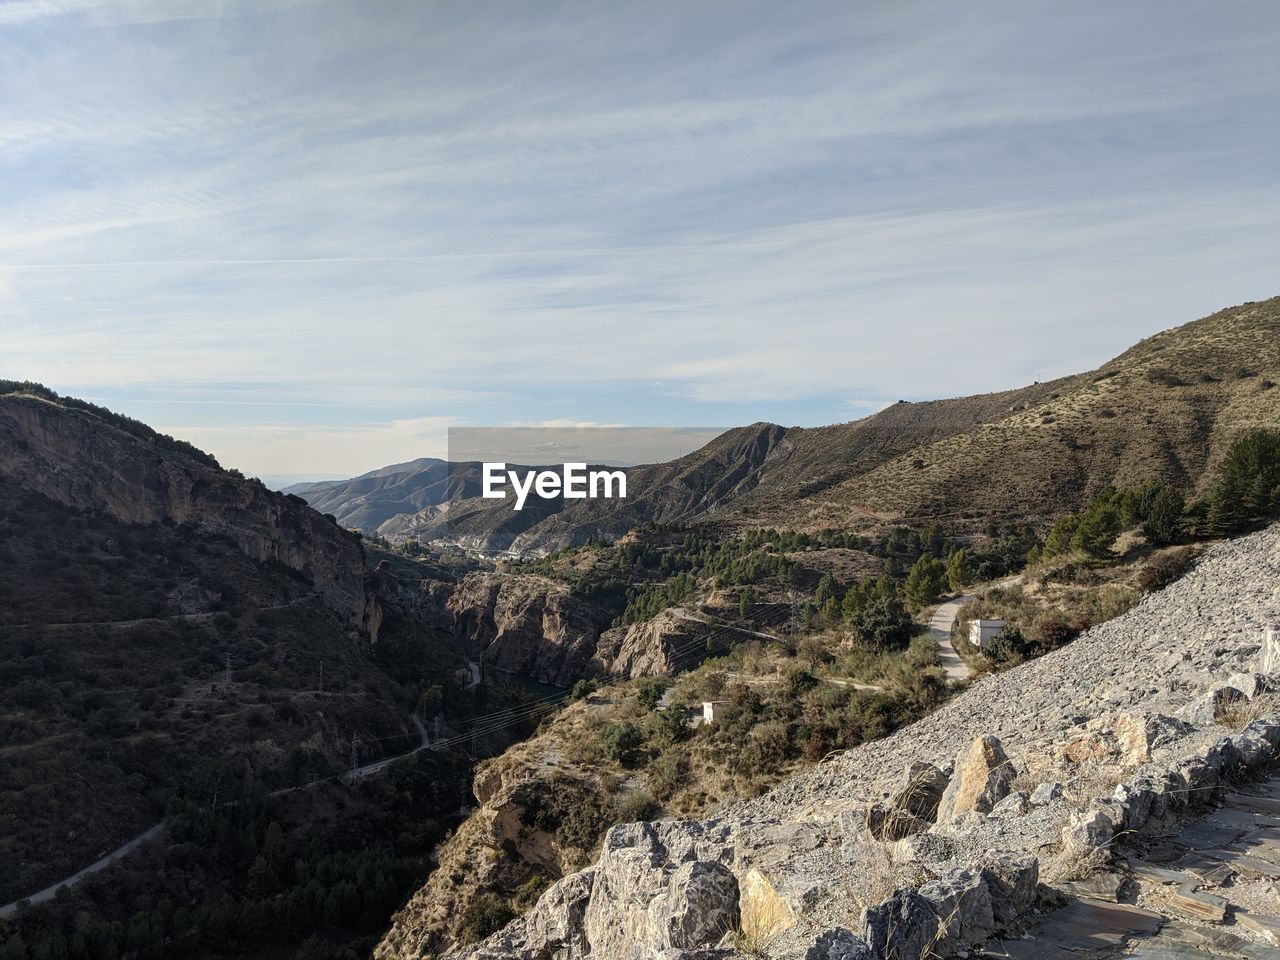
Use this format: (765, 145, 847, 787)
(1, 712, 428, 918)
(929, 594, 975, 682)
(0, 822, 166, 919)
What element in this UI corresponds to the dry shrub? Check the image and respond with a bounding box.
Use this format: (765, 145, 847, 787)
(1218, 693, 1279, 731)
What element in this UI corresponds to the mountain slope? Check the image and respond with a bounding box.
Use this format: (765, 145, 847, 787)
(284, 458, 450, 532)
(761, 296, 1280, 532)
(0, 388, 470, 921)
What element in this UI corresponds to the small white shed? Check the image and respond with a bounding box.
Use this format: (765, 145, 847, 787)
(702, 700, 730, 724)
(969, 619, 1006, 649)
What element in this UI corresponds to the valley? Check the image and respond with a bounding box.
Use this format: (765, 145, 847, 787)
(1, 297, 1279, 960)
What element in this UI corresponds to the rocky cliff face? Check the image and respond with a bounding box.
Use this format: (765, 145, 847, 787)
(0, 394, 368, 626)
(387, 521, 1280, 960)
(446, 572, 734, 685)
(447, 572, 610, 686)
(591, 609, 772, 679)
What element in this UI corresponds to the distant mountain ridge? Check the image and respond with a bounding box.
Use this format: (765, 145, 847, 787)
(285, 457, 449, 532)
(292, 297, 1280, 554)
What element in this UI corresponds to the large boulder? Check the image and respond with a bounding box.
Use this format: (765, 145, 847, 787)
(1062, 712, 1190, 766)
(868, 762, 951, 839)
(860, 889, 940, 960)
(977, 851, 1038, 925)
(522, 868, 596, 957)
(918, 868, 995, 951)
(936, 736, 1016, 821)
(583, 821, 739, 957)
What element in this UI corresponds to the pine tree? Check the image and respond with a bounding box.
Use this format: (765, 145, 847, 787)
(945, 548, 971, 591)
(903, 555, 947, 610)
(1142, 485, 1185, 545)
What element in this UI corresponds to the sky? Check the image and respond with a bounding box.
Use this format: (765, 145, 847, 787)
(1, 0, 1277, 480)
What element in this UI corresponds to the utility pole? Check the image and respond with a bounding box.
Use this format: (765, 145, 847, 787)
(224, 653, 232, 691)
(348, 734, 361, 781)
(434, 714, 442, 742)
(318, 660, 324, 695)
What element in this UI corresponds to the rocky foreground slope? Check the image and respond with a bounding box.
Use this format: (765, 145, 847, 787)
(379, 521, 1280, 959)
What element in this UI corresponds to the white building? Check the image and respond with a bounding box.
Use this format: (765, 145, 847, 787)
(702, 700, 730, 724)
(968, 619, 1006, 649)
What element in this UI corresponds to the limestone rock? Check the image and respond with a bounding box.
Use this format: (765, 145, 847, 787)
(989, 791, 1030, 818)
(804, 927, 873, 960)
(658, 861, 741, 952)
(1063, 712, 1188, 765)
(918, 867, 995, 949)
(1175, 685, 1247, 725)
(1029, 781, 1064, 805)
(860, 890, 940, 960)
(977, 850, 1038, 925)
(1063, 805, 1116, 854)
(522, 868, 596, 957)
(1112, 782, 1154, 831)
(1262, 624, 1280, 675)
(868, 762, 950, 839)
(582, 821, 739, 958)
(936, 735, 1016, 821)
(1226, 671, 1270, 698)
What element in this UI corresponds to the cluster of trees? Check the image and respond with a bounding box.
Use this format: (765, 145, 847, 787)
(612, 534, 806, 625)
(1034, 481, 1186, 562)
(4, 754, 464, 960)
(800, 574, 915, 648)
(1204, 429, 1280, 535)
(1028, 430, 1280, 566)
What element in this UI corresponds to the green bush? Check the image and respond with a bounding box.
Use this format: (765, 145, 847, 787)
(848, 596, 913, 650)
(1204, 429, 1280, 535)
(646, 749, 690, 799)
(458, 894, 515, 945)
(636, 678, 667, 712)
(615, 789, 660, 823)
(598, 721, 645, 766)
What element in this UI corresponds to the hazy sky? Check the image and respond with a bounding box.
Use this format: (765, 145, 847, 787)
(2, 0, 1277, 478)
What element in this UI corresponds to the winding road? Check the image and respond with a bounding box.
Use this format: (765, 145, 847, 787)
(929, 593, 975, 682)
(0, 714, 431, 919)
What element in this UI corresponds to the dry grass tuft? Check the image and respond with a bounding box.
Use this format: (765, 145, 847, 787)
(1218, 693, 1279, 731)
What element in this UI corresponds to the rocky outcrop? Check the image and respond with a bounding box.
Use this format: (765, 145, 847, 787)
(448, 572, 607, 686)
(0, 394, 368, 625)
(375, 718, 611, 959)
(935, 735, 1015, 822)
(448, 573, 722, 684)
(593, 609, 716, 679)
